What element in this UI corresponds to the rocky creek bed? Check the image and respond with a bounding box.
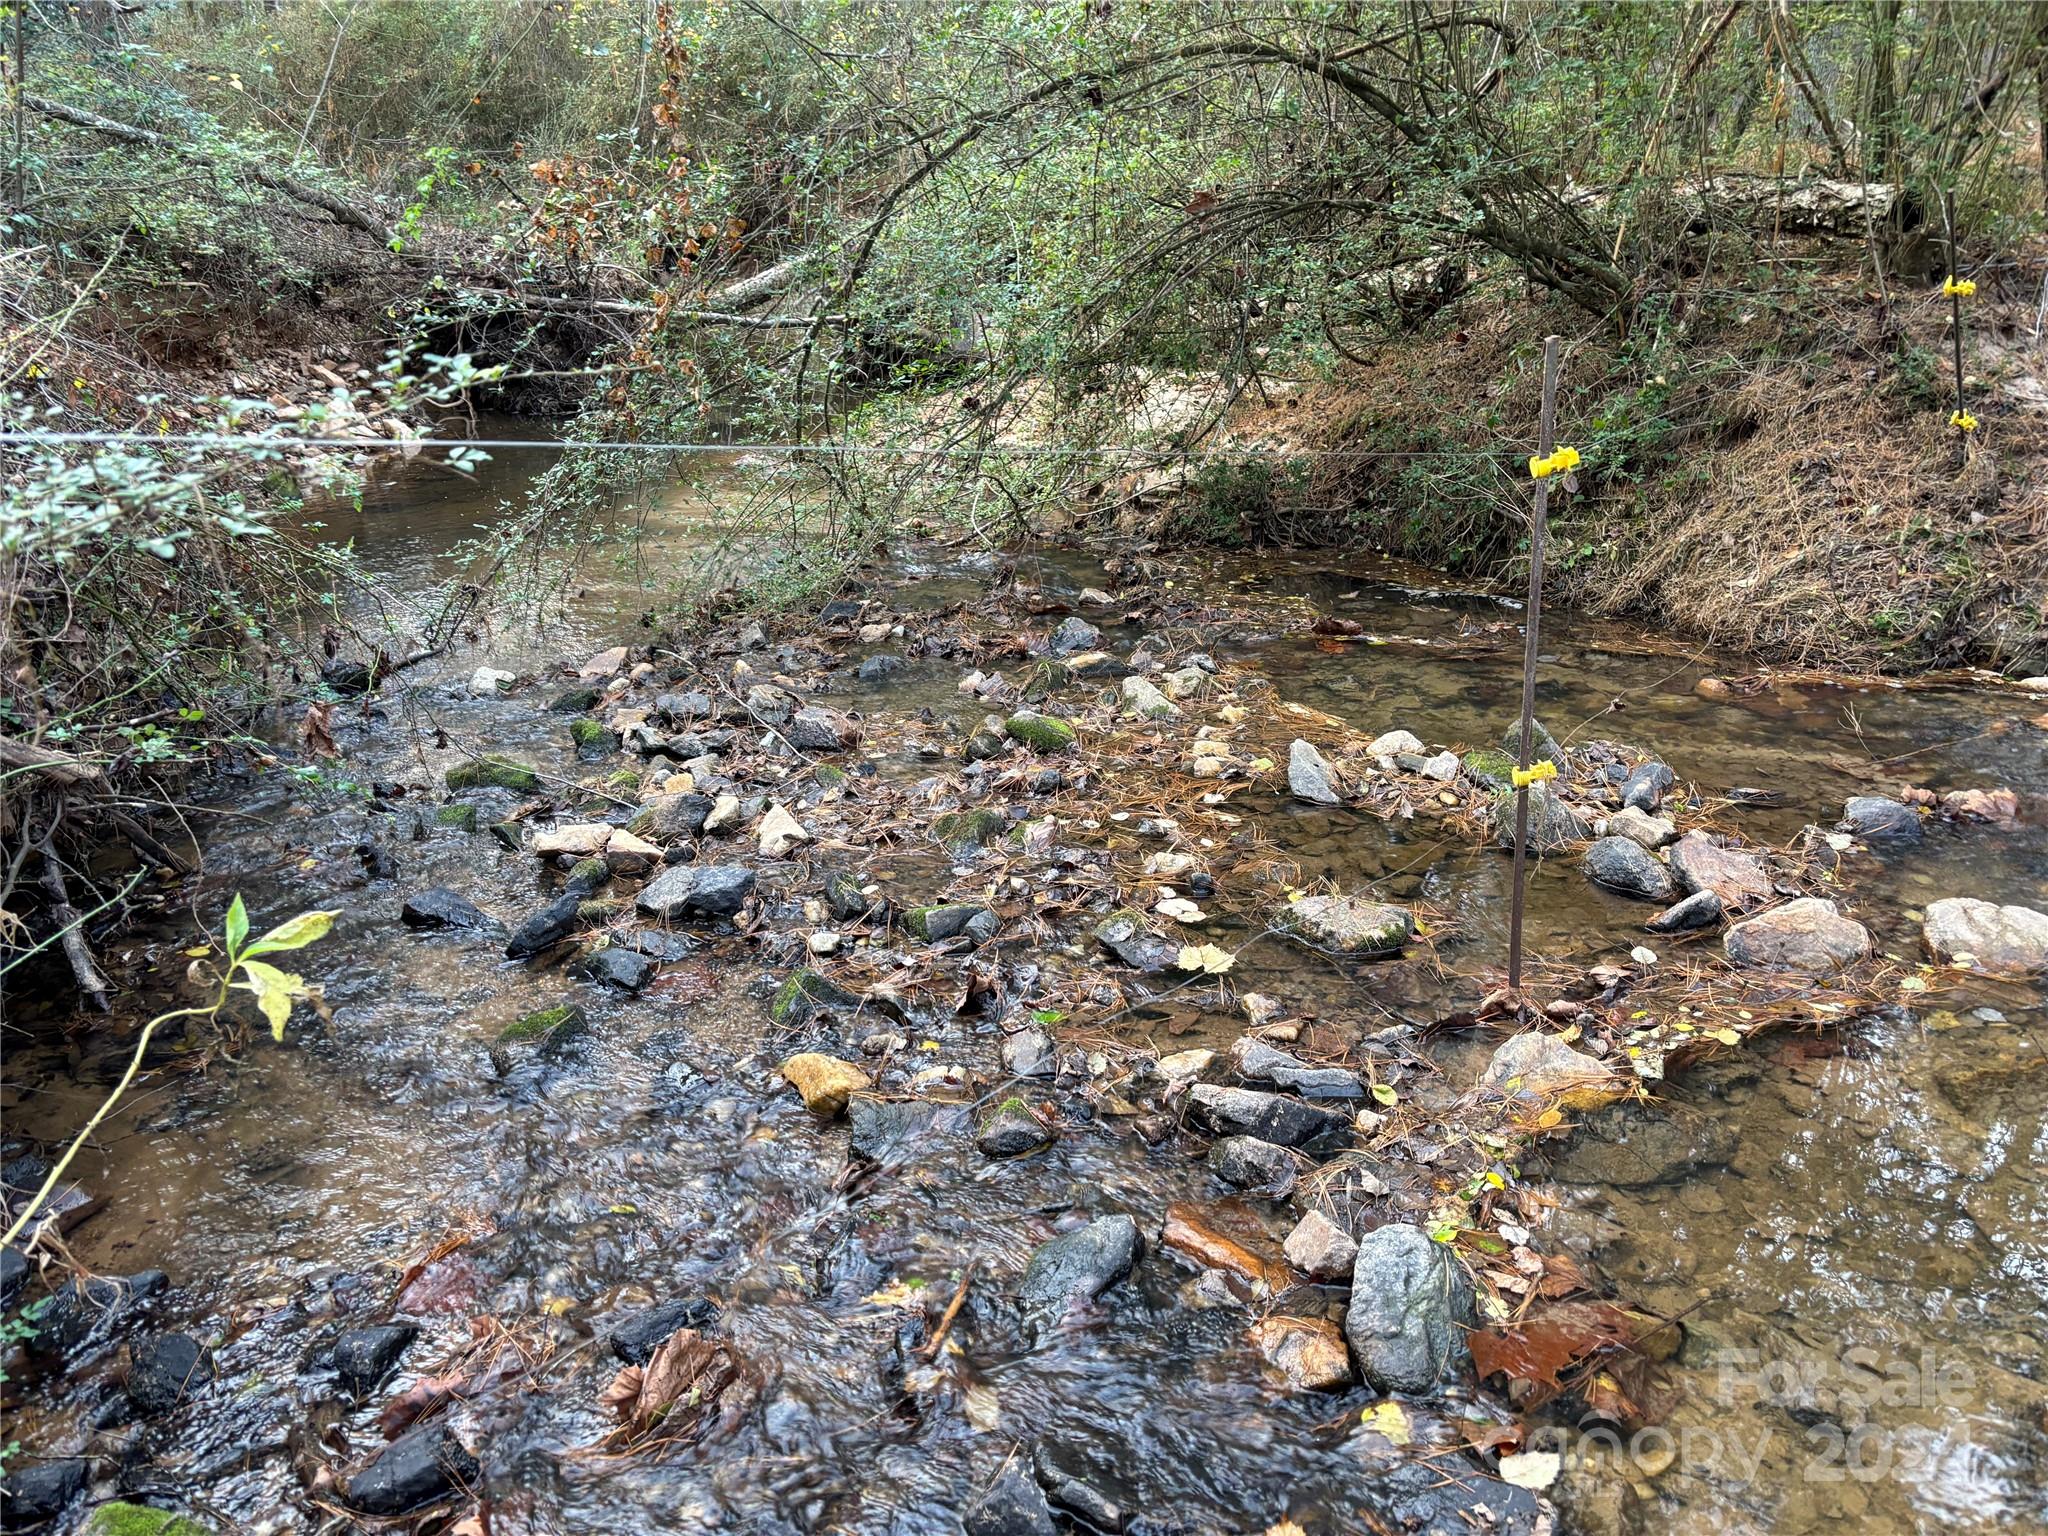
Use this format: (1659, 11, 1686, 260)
(4, 539, 2046, 1536)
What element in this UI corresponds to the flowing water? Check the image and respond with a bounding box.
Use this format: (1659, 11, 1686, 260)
(4, 444, 2044, 1536)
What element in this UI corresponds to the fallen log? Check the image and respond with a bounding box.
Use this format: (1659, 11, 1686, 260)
(24, 92, 393, 245)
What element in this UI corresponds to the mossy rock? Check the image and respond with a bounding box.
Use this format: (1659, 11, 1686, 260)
(1021, 659, 1072, 703)
(1460, 748, 1516, 792)
(446, 756, 542, 793)
(84, 1506, 214, 1536)
(1003, 712, 1076, 753)
(434, 804, 480, 833)
(567, 856, 612, 894)
(814, 763, 849, 789)
(900, 903, 994, 943)
(932, 807, 1009, 855)
(548, 686, 604, 713)
(576, 898, 624, 923)
(569, 717, 614, 758)
(1496, 718, 1566, 773)
(498, 1003, 587, 1046)
(771, 967, 863, 1026)
(606, 769, 642, 791)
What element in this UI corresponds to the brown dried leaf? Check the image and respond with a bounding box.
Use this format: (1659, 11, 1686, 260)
(301, 702, 340, 759)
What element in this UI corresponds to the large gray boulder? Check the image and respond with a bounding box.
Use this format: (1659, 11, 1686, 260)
(1724, 897, 1869, 972)
(1344, 1224, 1473, 1395)
(1923, 898, 2048, 975)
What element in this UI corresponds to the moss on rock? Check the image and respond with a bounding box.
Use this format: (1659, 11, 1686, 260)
(1004, 712, 1076, 753)
(434, 804, 480, 833)
(85, 1505, 213, 1536)
(445, 756, 542, 793)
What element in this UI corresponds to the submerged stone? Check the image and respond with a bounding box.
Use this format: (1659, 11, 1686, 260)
(335, 1323, 417, 1398)
(1249, 1315, 1354, 1391)
(400, 888, 494, 930)
(608, 1297, 717, 1365)
(1839, 795, 1923, 845)
(770, 968, 862, 1026)
(1018, 1215, 1140, 1312)
(932, 806, 1010, 855)
(504, 894, 582, 958)
(901, 903, 996, 943)
(127, 1332, 213, 1416)
(1280, 894, 1413, 956)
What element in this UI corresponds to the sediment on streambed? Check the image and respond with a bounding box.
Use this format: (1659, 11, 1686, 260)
(5, 555, 2042, 1535)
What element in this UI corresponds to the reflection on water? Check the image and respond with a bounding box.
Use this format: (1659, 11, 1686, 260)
(6, 441, 2044, 1535)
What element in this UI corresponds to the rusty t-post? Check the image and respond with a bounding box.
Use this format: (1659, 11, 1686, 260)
(1506, 334, 1562, 996)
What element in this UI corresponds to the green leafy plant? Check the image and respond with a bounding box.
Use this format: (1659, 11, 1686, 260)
(0, 896, 336, 1250)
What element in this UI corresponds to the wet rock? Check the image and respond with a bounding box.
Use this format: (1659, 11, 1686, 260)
(400, 889, 493, 930)
(1345, 1223, 1473, 1395)
(780, 1053, 871, 1116)
(492, 1005, 586, 1070)
(1647, 889, 1722, 932)
(1666, 831, 1772, 909)
(1605, 806, 1676, 849)
(1619, 761, 1674, 812)
(1499, 718, 1566, 769)
(1580, 837, 1676, 902)
(932, 807, 1010, 855)
(575, 947, 656, 992)
(344, 1423, 480, 1516)
(1923, 898, 2048, 974)
(903, 903, 997, 943)
(1839, 795, 1923, 845)
(977, 1100, 1053, 1158)
(603, 829, 662, 874)
(580, 644, 628, 678)
(1207, 1136, 1297, 1195)
(964, 1462, 1058, 1536)
(1283, 1210, 1359, 1280)
(30, 1269, 167, 1359)
(549, 686, 603, 713)
(1279, 894, 1413, 956)
(320, 656, 374, 695)
(444, 756, 541, 793)
(80, 1506, 212, 1536)
(1162, 1202, 1290, 1291)
(568, 716, 613, 758)
(504, 894, 582, 959)
(1461, 748, 1515, 791)
(1558, 1106, 1740, 1187)
(847, 1096, 966, 1165)
(1119, 676, 1180, 720)
(1249, 1315, 1355, 1391)
(1228, 1038, 1361, 1099)
(770, 968, 862, 1026)
(533, 823, 612, 859)
(1004, 712, 1076, 753)
(1048, 615, 1101, 655)
(1002, 1027, 1056, 1078)
(0, 1243, 27, 1310)
(609, 1297, 716, 1365)
(1287, 740, 1343, 805)
(1189, 1085, 1349, 1150)
(1030, 1445, 1129, 1532)
(757, 803, 812, 857)
(626, 794, 716, 843)
(566, 857, 612, 896)
(4, 1458, 89, 1526)
(1018, 1215, 1140, 1312)
(127, 1332, 212, 1416)
(1494, 781, 1588, 851)
(1092, 908, 1177, 972)
(468, 666, 516, 696)
(1155, 1047, 1217, 1086)
(964, 715, 1009, 761)
(783, 705, 858, 752)
(434, 804, 479, 834)
(636, 864, 756, 921)
(1476, 1032, 1625, 1112)
(855, 654, 903, 683)
(334, 1323, 417, 1397)
(1724, 897, 1869, 972)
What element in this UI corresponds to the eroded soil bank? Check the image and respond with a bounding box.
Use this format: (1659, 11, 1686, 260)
(4, 491, 2046, 1536)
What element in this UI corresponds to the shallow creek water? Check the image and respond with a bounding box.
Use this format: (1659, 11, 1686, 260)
(5, 448, 2045, 1536)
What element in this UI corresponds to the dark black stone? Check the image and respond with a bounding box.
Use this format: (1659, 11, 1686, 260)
(548, 686, 603, 713)
(343, 1423, 479, 1516)
(856, 654, 903, 683)
(965, 1462, 1058, 1536)
(976, 1103, 1054, 1158)
(31, 1270, 168, 1359)
(1018, 1216, 1140, 1313)
(822, 869, 888, 925)
(504, 894, 581, 959)
(848, 1097, 966, 1168)
(1620, 761, 1675, 812)
(400, 888, 494, 931)
(1839, 795, 1923, 845)
(320, 657, 374, 695)
(126, 1332, 213, 1416)
(1647, 889, 1723, 933)
(1206, 1135, 1297, 1195)
(0, 1458, 88, 1527)
(1187, 1086, 1348, 1150)
(575, 947, 657, 992)
(0, 1243, 27, 1310)
(1032, 1442, 1129, 1531)
(609, 1297, 718, 1365)
(334, 1323, 418, 1398)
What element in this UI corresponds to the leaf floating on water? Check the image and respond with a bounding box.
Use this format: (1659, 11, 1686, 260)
(1498, 1450, 1562, 1489)
(1358, 1399, 1411, 1445)
(1175, 942, 1235, 974)
(1467, 1300, 1639, 1401)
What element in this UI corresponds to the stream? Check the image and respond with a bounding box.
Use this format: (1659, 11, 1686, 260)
(4, 440, 2044, 1536)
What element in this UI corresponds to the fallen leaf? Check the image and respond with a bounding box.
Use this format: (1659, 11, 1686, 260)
(1499, 1450, 1561, 1489)
(300, 701, 340, 759)
(1175, 942, 1235, 974)
(1358, 1399, 1412, 1445)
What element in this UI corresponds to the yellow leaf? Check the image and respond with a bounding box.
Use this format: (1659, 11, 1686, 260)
(1175, 942, 1235, 975)
(236, 958, 303, 1040)
(1710, 1028, 1741, 1046)
(243, 909, 337, 958)
(1359, 1399, 1411, 1445)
